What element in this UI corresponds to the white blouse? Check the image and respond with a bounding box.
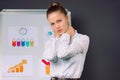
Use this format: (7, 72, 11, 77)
(42, 30, 90, 78)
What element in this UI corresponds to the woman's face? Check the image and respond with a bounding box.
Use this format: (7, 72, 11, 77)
(48, 10, 69, 36)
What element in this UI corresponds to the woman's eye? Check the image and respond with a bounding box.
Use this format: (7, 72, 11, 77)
(57, 19, 62, 23)
(51, 23, 55, 26)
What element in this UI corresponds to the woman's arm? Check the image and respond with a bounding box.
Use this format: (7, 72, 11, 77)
(57, 33, 90, 59)
(42, 38, 58, 62)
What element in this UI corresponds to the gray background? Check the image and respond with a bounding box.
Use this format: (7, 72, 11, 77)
(0, 0, 120, 80)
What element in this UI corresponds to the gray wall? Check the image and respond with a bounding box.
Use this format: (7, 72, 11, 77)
(0, 0, 120, 80)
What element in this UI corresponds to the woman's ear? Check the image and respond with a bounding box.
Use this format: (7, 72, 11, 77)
(66, 15, 69, 21)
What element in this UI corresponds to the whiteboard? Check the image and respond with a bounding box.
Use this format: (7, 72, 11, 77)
(0, 9, 71, 80)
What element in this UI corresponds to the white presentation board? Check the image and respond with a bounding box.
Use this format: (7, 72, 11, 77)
(0, 9, 71, 80)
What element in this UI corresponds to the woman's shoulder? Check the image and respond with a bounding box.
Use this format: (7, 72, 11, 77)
(74, 31, 89, 41)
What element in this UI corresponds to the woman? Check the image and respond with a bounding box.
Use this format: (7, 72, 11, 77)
(43, 2, 90, 80)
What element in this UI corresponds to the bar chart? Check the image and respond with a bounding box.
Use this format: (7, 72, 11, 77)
(8, 59, 27, 73)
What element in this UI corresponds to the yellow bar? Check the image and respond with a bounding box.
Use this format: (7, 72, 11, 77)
(30, 40, 34, 47)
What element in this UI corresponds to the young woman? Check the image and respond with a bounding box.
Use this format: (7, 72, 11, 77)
(43, 2, 90, 80)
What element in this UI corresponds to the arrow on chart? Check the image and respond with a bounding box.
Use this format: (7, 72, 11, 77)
(41, 59, 50, 66)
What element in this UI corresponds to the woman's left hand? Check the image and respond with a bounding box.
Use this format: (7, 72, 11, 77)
(66, 26, 75, 37)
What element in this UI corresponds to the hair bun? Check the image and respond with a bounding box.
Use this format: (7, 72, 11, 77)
(50, 2, 60, 7)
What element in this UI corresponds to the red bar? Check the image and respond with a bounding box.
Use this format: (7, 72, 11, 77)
(12, 40, 16, 47)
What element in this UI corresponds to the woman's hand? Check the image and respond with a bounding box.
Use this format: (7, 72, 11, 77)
(66, 26, 75, 37)
(54, 26, 75, 38)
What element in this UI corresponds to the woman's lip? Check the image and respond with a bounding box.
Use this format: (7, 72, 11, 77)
(57, 29, 62, 33)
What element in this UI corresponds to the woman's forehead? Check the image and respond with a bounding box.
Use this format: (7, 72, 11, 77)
(48, 11, 64, 20)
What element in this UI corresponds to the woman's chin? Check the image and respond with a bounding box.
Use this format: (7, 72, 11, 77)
(59, 32, 63, 35)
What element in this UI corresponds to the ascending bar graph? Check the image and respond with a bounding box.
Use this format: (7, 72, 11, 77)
(8, 59, 27, 73)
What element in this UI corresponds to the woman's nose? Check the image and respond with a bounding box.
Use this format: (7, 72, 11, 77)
(55, 24, 60, 29)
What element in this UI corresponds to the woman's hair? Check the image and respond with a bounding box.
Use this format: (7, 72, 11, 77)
(47, 2, 67, 18)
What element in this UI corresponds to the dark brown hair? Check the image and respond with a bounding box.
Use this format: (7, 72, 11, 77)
(47, 2, 67, 18)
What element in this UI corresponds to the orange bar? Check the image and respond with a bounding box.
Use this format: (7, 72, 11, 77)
(11, 69, 15, 72)
(46, 65, 50, 75)
(20, 66, 24, 72)
(16, 68, 19, 72)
